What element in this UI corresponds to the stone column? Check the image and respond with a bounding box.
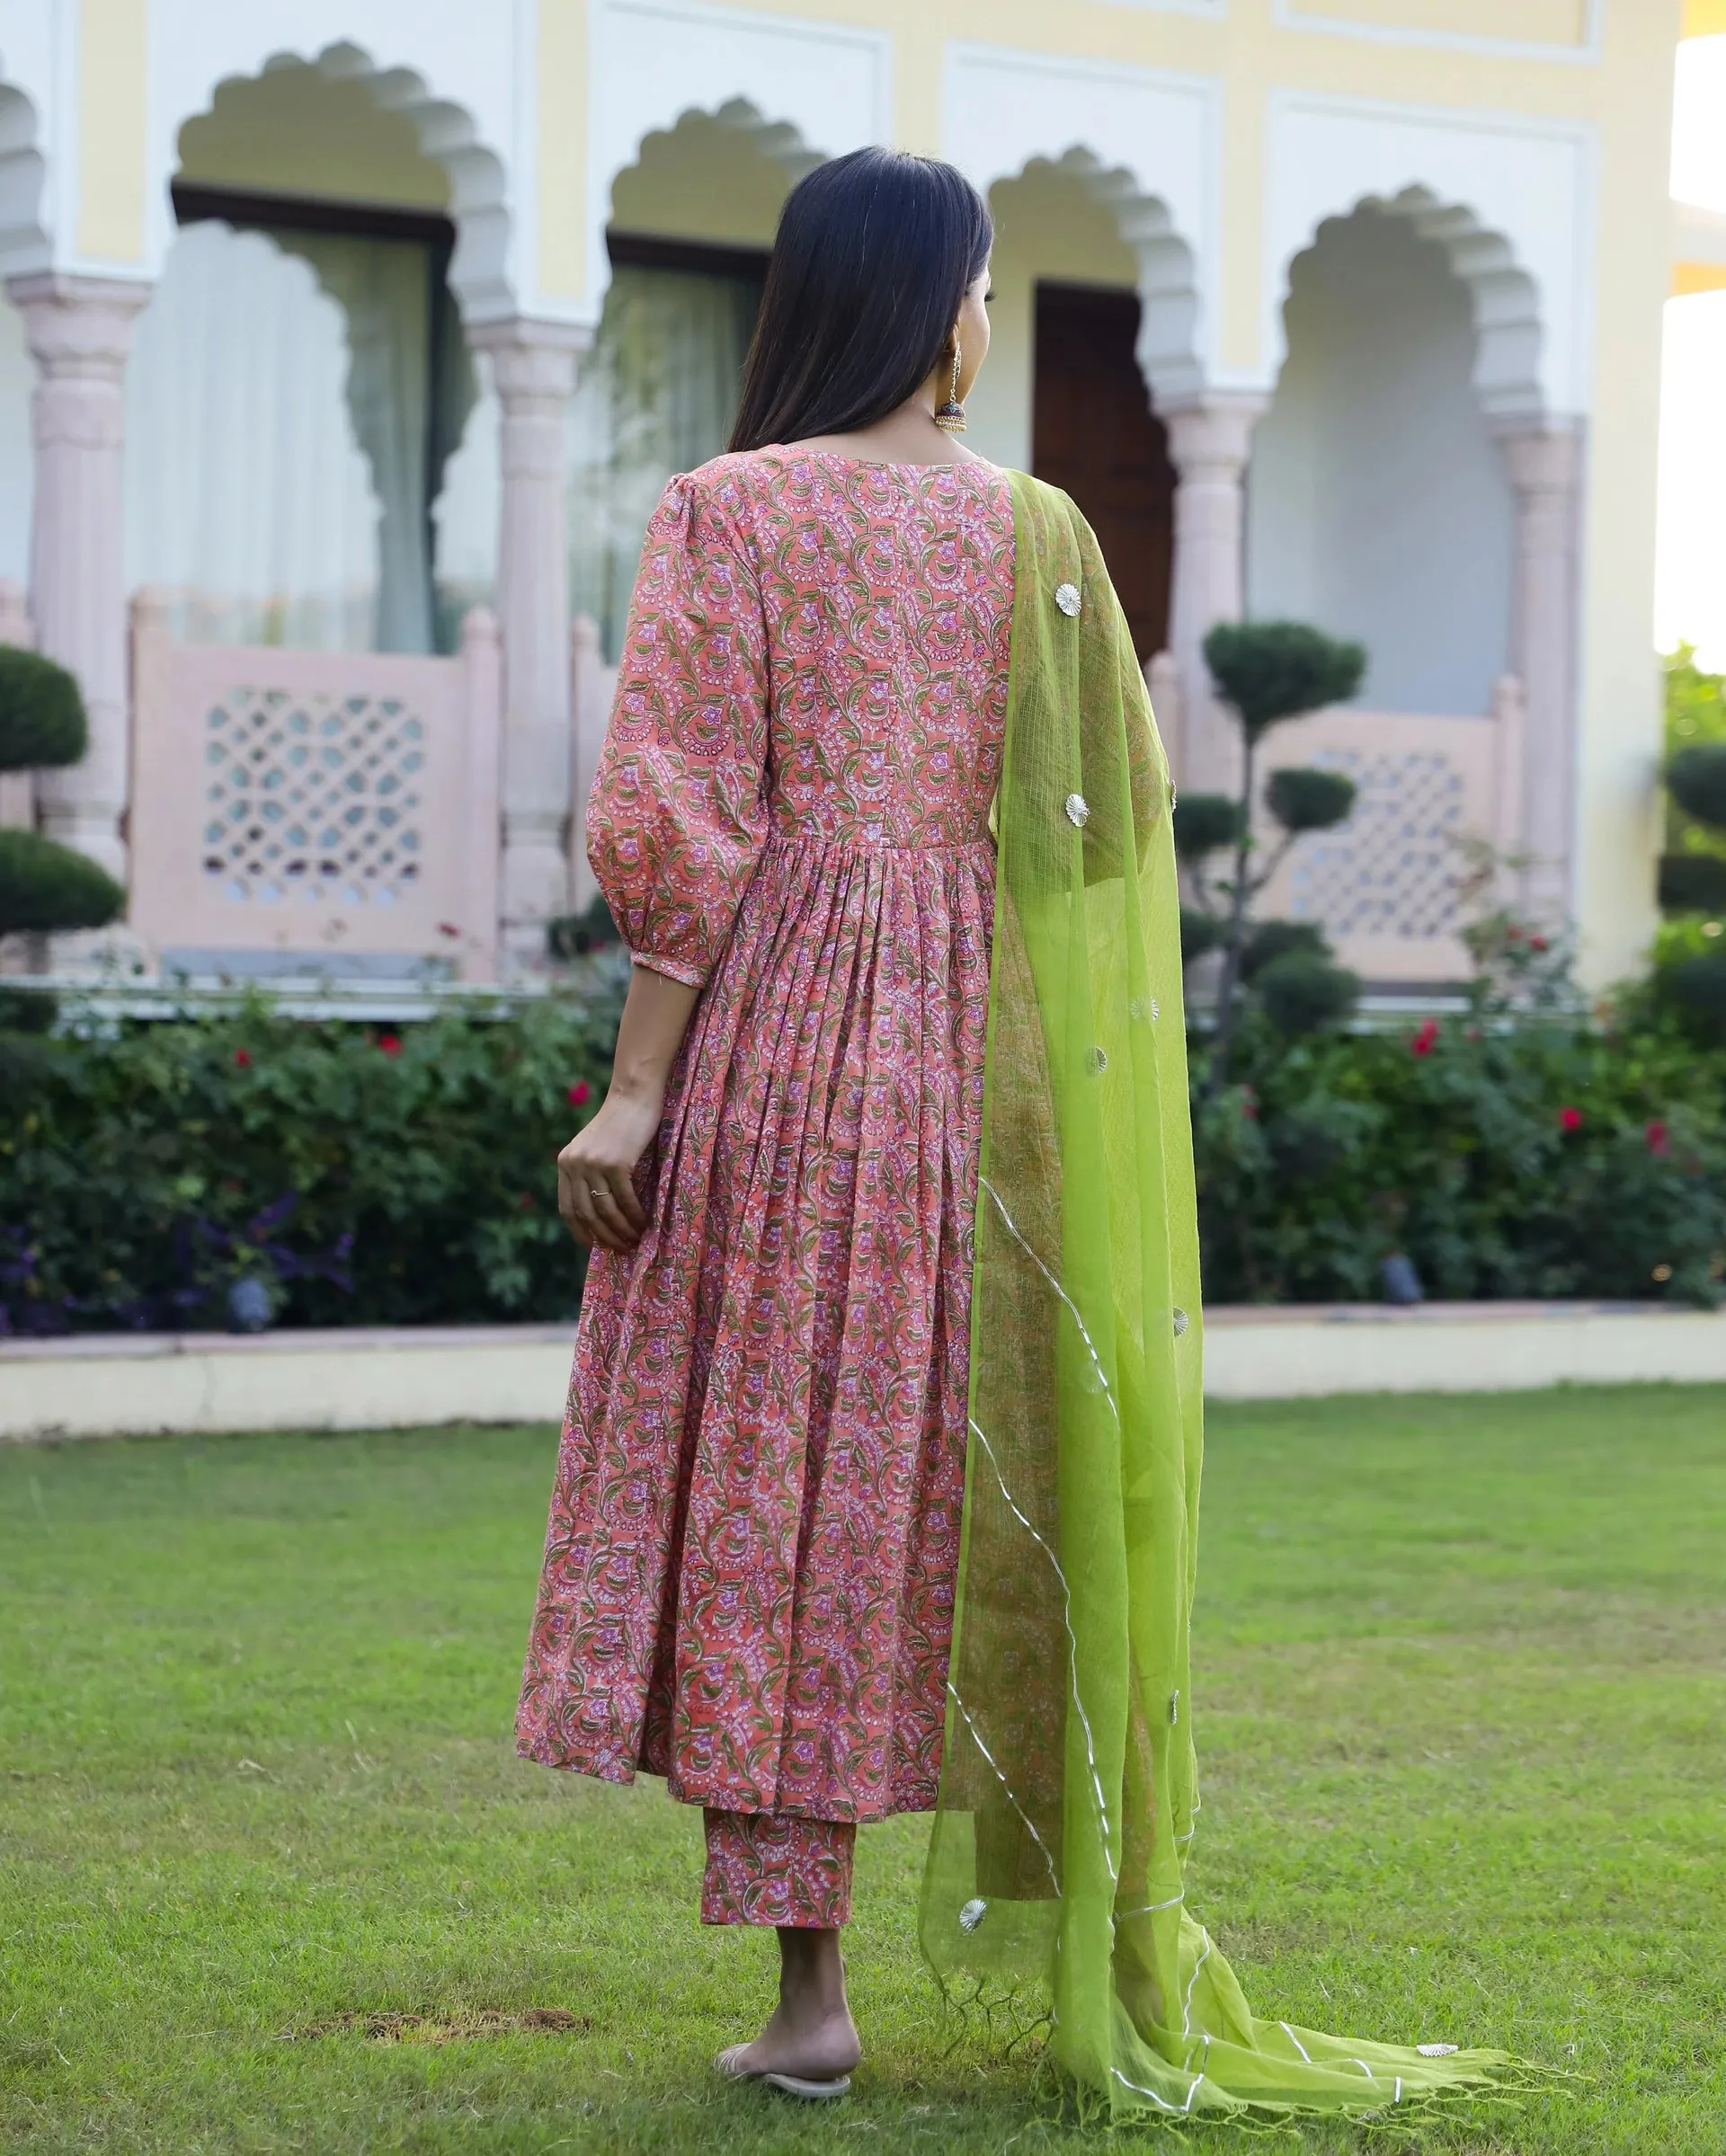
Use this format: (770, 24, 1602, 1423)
(467, 317, 588, 975)
(1494, 418, 1583, 919)
(1162, 394, 1267, 799)
(7, 274, 150, 885)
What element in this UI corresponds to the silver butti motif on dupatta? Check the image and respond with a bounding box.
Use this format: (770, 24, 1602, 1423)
(1054, 580, 1082, 617)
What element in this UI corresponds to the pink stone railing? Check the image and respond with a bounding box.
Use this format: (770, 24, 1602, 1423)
(1252, 679, 1526, 985)
(1149, 657, 1526, 986)
(126, 593, 503, 980)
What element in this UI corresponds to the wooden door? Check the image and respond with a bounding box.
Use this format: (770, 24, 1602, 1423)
(1032, 282, 1175, 662)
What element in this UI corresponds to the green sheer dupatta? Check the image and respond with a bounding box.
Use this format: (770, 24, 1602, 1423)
(920, 471, 1509, 2123)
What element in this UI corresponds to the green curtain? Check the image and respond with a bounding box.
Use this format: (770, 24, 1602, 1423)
(280, 231, 476, 657)
(567, 264, 760, 661)
(921, 470, 1515, 2124)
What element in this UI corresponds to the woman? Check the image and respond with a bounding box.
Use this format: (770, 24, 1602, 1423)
(518, 146, 1509, 2121)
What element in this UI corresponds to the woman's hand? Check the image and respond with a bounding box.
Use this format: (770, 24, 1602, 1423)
(557, 1089, 661, 1251)
(556, 962, 701, 1254)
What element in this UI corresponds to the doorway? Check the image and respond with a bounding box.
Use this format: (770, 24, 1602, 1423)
(1032, 281, 1175, 661)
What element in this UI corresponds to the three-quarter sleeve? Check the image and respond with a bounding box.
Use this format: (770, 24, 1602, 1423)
(585, 473, 770, 988)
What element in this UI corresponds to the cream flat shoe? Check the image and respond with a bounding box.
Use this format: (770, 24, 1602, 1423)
(714, 2043, 852, 2099)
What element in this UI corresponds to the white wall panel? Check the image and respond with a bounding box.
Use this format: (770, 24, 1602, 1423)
(943, 41, 1218, 399)
(1262, 88, 1597, 418)
(586, 0, 891, 326)
(143, 0, 528, 316)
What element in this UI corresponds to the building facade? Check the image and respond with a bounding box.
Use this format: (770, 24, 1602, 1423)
(0, 0, 1694, 989)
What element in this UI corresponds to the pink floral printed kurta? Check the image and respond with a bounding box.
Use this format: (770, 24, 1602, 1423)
(517, 448, 1015, 1823)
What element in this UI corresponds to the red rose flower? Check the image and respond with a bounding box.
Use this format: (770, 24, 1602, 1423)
(1646, 1119, 1670, 1156)
(437, 920, 461, 939)
(1411, 1018, 1439, 1057)
(568, 1080, 592, 1106)
(1529, 934, 1550, 953)
(1559, 1105, 1583, 1133)
(377, 1033, 403, 1057)
(233, 1048, 252, 1069)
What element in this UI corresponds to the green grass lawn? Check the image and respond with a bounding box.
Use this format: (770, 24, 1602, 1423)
(4, 1388, 1725, 2154)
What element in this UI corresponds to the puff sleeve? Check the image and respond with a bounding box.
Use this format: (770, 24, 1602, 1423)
(585, 473, 771, 988)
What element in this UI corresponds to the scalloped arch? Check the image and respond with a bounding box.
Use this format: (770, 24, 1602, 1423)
(1010, 148, 1205, 408)
(1290, 185, 1546, 422)
(0, 61, 48, 282)
(180, 41, 513, 323)
(704, 97, 827, 187)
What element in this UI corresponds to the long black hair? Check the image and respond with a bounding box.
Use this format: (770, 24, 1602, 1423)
(729, 147, 992, 453)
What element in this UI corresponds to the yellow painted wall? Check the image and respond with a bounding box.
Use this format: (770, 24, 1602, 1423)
(1281, 0, 1588, 43)
(76, 0, 147, 262)
(608, 116, 790, 248)
(175, 69, 449, 209)
(1573, 0, 1682, 982)
(538, 0, 586, 305)
(1685, 1, 1726, 35)
(1675, 260, 1726, 293)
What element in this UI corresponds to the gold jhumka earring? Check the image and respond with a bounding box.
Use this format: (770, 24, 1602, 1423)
(934, 344, 966, 434)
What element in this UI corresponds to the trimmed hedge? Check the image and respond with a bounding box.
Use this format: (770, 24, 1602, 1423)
(3, 967, 1723, 1334)
(1200, 1007, 1726, 1308)
(0, 828, 126, 935)
(0, 646, 86, 772)
(0, 982, 623, 1335)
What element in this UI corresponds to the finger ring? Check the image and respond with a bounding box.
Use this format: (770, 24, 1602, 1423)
(588, 1184, 609, 1200)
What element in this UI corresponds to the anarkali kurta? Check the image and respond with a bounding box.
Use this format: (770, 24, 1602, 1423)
(516, 448, 1016, 1829)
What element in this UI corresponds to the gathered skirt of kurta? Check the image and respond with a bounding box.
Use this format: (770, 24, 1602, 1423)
(516, 448, 1016, 1823)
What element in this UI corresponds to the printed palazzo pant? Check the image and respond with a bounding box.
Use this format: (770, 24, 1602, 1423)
(702, 1809, 857, 1929)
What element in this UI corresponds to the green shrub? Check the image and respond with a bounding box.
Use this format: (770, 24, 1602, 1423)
(1172, 793, 1245, 862)
(1200, 621, 1366, 740)
(1659, 954, 1726, 1043)
(0, 981, 624, 1335)
(1668, 743, 1726, 834)
(1657, 853, 1726, 914)
(1264, 766, 1357, 835)
(547, 892, 621, 963)
(1197, 1006, 1726, 1308)
(0, 648, 86, 771)
(1240, 919, 1329, 983)
(0, 828, 124, 935)
(3, 964, 1722, 1328)
(1254, 950, 1360, 1036)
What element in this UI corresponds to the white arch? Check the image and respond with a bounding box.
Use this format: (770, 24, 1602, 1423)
(1261, 89, 1597, 421)
(585, 0, 891, 327)
(0, 67, 49, 281)
(943, 46, 1219, 407)
(1285, 188, 1545, 422)
(150, 39, 514, 323)
(1007, 148, 1206, 409)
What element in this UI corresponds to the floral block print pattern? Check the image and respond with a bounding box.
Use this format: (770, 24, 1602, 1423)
(516, 449, 1016, 1826)
(702, 1807, 857, 1929)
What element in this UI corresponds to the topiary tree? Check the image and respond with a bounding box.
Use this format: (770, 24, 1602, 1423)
(1174, 620, 1366, 1088)
(0, 649, 125, 1088)
(1657, 733, 1726, 1042)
